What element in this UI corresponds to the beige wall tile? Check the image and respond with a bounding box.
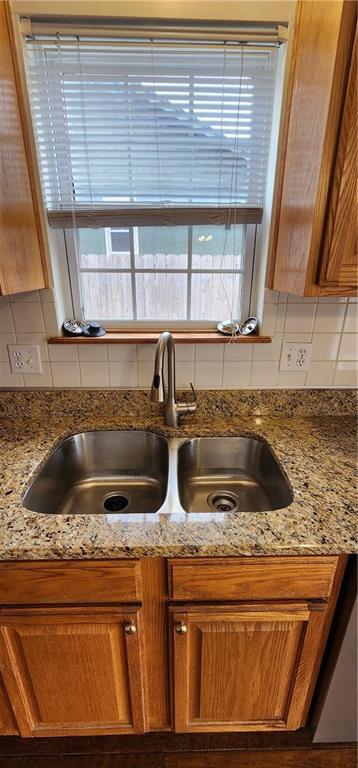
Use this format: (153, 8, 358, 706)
(196, 344, 224, 362)
(11, 303, 45, 333)
(311, 333, 340, 361)
(343, 304, 358, 333)
(339, 334, 357, 361)
(284, 303, 316, 334)
(137, 361, 153, 387)
(0, 361, 24, 387)
(80, 362, 109, 387)
(176, 361, 195, 388)
(110, 361, 138, 387)
(313, 303, 346, 333)
(253, 334, 282, 362)
(49, 345, 78, 362)
(176, 344, 195, 361)
(0, 333, 16, 362)
(306, 362, 336, 387)
(0, 302, 17, 333)
(334, 363, 358, 387)
(224, 342, 253, 362)
(108, 344, 137, 362)
(11, 290, 40, 303)
(78, 344, 108, 362)
(223, 362, 251, 387)
(195, 361, 222, 387)
(251, 361, 278, 387)
(51, 362, 81, 387)
(42, 303, 60, 336)
(261, 303, 277, 335)
(277, 371, 307, 387)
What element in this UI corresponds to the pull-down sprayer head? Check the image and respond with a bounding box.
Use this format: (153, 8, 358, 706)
(150, 371, 165, 402)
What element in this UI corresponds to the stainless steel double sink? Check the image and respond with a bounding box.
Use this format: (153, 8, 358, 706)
(22, 431, 293, 516)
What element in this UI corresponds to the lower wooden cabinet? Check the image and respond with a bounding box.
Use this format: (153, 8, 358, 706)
(0, 556, 346, 738)
(0, 607, 146, 737)
(170, 603, 327, 733)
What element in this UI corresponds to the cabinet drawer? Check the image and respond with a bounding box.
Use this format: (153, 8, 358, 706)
(168, 556, 339, 602)
(0, 560, 142, 605)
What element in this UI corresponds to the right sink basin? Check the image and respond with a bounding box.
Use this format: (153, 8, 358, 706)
(177, 436, 293, 513)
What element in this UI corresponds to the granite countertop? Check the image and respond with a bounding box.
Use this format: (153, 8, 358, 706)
(0, 390, 356, 560)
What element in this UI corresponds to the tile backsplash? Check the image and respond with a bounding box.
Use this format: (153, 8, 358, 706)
(0, 288, 357, 389)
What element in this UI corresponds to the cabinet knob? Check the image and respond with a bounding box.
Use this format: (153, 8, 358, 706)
(175, 621, 188, 635)
(124, 622, 137, 634)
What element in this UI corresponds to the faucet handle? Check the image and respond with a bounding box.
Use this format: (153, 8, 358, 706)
(177, 382, 197, 417)
(189, 382, 196, 404)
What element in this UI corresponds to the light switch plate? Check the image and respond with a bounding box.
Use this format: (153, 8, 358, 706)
(280, 342, 312, 371)
(8, 345, 43, 374)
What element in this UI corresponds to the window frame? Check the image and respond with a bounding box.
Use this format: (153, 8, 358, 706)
(64, 221, 257, 330)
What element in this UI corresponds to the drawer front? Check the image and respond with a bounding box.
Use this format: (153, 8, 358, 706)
(0, 560, 142, 605)
(168, 556, 339, 602)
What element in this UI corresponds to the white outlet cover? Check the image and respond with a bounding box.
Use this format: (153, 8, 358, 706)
(8, 345, 43, 374)
(280, 342, 312, 372)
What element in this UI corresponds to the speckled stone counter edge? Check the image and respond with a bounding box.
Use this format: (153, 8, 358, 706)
(0, 388, 356, 422)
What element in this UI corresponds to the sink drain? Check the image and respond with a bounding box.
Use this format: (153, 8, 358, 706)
(207, 491, 239, 513)
(103, 492, 130, 512)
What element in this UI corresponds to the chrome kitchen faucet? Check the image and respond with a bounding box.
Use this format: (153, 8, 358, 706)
(150, 331, 197, 426)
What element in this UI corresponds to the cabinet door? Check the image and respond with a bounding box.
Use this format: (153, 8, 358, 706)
(0, 674, 18, 735)
(320, 30, 357, 291)
(266, 0, 357, 297)
(0, 607, 146, 737)
(0, 1, 48, 295)
(0, 633, 19, 734)
(171, 603, 326, 733)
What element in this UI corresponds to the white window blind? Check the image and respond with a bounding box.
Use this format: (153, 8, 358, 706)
(25, 34, 279, 220)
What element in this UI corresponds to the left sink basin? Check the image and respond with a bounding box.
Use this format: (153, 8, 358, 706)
(22, 431, 168, 515)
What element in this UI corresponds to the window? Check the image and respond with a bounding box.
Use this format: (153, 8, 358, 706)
(66, 223, 254, 324)
(24, 22, 283, 329)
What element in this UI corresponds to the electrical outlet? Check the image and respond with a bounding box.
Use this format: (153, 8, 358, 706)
(8, 345, 43, 375)
(280, 342, 312, 372)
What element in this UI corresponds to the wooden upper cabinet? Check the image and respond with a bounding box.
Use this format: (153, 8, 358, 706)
(320, 30, 357, 291)
(267, 0, 357, 297)
(0, 1, 48, 296)
(0, 607, 147, 737)
(171, 603, 327, 733)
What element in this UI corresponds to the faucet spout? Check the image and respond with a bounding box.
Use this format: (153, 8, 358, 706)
(150, 331, 172, 403)
(150, 331, 196, 427)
